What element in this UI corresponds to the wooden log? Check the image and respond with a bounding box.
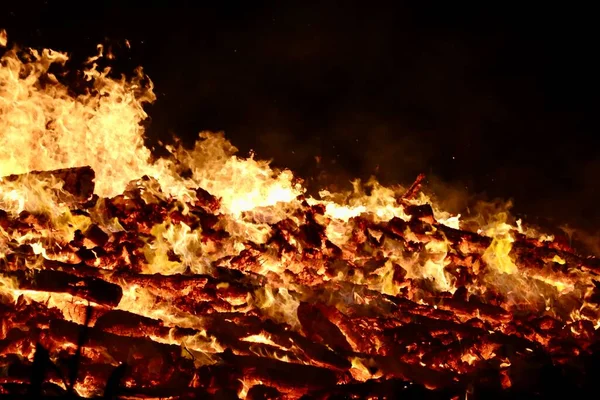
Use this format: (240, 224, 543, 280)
(94, 310, 194, 340)
(0, 298, 64, 332)
(43, 320, 197, 389)
(309, 377, 456, 400)
(1, 269, 122, 307)
(285, 331, 352, 370)
(40, 259, 253, 307)
(297, 302, 353, 352)
(404, 203, 435, 224)
(195, 187, 220, 212)
(313, 304, 373, 354)
(371, 353, 461, 390)
(0, 353, 206, 399)
(0, 166, 95, 203)
(200, 313, 352, 370)
(433, 297, 512, 323)
(97, 311, 304, 367)
(2, 164, 600, 398)
(219, 350, 340, 392)
(96, 311, 302, 365)
(435, 224, 492, 254)
(400, 173, 426, 201)
(247, 384, 283, 400)
(397, 313, 488, 339)
(47, 319, 179, 363)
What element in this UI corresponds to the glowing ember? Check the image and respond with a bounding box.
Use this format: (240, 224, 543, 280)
(1, 34, 599, 399)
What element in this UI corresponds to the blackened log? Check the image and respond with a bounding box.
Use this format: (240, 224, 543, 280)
(247, 384, 282, 400)
(42, 260, 253, 309)
(30, 343, 53, 397)
(83, 224, 110, 248)
(41, 259, 113, 279)
(95, 310, 303, 365)
(0, 353, 201, 398)
(434, 297, 512, 323)
(286, 331, 351, 370)
(103, 363, 127, 400)
(309, 378, 455, 400)
(314, 304, 372, 354)
(385, 217, 408, 238)
(219, 350, 340, 392)
(44, 320, 197, 389)
(117, 385, 212, 399)
(436, 224, 492, 253)
(0, 355, 67, 396)
(1, 269, 122, 306)
(0, 328, 39, 359)
(217, 314, 351, 370)
(402, 314, 488, 339)
(1, 166, 95, 203)
(405, 204, 435, 224)
(297, 302, 352, 352)
(373, 354, 461, 390)
(0, 298, 64, 331)
(94, 310, 190, 340)
(195, 187, 220, 212)
(400, 173, 426, 201)
(202, 313, 352, 370)
(47, 319, 179, 364)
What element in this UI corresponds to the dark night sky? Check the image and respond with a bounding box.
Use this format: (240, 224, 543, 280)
(1, 2, 600, 239)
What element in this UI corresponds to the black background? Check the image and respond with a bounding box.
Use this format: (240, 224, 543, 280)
(1, 2, 599, 241)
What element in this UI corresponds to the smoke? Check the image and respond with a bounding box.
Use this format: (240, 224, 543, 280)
(3, 4, 599, 243)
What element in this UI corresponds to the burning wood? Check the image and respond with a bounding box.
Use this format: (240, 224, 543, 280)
(1, 37, 600, 399)
(0, 167, 96, 205)
(0, 166, 598, 398)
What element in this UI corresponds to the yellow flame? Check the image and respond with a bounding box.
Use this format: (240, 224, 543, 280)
(552, 255, 566, 265)
(481, 213, 518, 274)
(349, 357, 373, 381)
(252, 286, 301, 329)
(169, 132, 303, 216)
(0, 45, 156, 196)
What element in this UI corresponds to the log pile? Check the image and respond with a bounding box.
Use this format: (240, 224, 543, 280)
(1, 167, 600, 399)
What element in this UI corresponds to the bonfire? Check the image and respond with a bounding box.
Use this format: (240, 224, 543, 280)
(1, 31, 599, 399)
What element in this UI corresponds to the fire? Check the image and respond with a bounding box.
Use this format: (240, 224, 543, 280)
(0, 34, 599, 398)
(481, 212, 518, 275)
(0, 43, 156, 197)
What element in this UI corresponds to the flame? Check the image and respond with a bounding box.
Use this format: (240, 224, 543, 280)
(252, 287, 301, 329)
(481, 213, 518, 275)
(0, 45, 156, 197)
(171, 132, 303, 216)
(1, 36, 599, 398)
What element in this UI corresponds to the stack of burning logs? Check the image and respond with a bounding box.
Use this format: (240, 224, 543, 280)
(1, 166, 600, 399)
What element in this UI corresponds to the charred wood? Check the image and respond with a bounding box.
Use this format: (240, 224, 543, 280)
(0, 166, 95, 204)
